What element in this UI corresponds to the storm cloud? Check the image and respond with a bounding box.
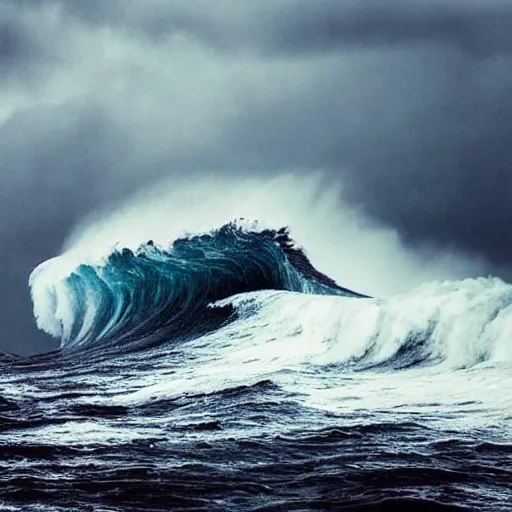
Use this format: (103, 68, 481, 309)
(1, 0, 512, 354)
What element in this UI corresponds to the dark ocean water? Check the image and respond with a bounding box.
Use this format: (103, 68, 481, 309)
(1, 224, 510, 511)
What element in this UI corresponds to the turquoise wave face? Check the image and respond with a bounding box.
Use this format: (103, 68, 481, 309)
(41, 222, 366, 351)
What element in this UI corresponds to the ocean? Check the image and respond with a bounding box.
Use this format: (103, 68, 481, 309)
(1, 195, 511, 510)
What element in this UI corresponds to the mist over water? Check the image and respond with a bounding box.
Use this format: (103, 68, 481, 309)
(62, 173, 486, 297)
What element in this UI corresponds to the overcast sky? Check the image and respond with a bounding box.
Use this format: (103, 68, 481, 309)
(2, 0, 512, 355)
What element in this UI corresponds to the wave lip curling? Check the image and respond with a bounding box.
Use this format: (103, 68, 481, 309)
(29, 221, 365, 351)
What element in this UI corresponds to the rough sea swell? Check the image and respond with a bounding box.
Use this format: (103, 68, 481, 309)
(1, 216, 511, 510)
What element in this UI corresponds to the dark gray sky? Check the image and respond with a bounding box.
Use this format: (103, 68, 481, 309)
(2, 0, 512, 355)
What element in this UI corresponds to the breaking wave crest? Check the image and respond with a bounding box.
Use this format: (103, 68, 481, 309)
(29, 222, 364, 350)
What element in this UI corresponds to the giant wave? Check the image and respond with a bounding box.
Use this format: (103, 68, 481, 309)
(29, 222, 365, 351)
(29, 220, 511, 374)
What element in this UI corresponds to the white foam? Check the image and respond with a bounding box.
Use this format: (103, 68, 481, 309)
(218, 276, 512, 370)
